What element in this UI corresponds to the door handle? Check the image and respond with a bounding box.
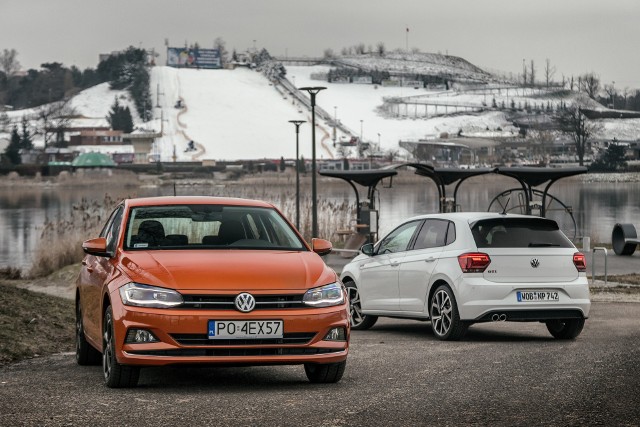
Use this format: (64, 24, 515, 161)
(425, 257, 436, 263)
(390, 261, 400, 267)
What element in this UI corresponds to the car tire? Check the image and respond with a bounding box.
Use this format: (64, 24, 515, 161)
(103, 306, 140, 388)
(545, 318, 585, 339)
(76, 303, 101, 366)
(344, 280, 378, 330)
(429, 284, 468, 341)
(304, 360, 346, 383)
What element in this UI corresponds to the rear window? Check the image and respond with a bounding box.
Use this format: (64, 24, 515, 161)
(471, 217, 573, 248)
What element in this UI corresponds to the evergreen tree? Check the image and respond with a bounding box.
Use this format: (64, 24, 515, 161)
(20, 116, 33, 150)
(279, 156, 286, 172)
(5, 126, 21, 164)
(107, 97, 134, 133)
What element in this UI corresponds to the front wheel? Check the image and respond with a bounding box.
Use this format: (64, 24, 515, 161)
(304, 360, 346, 383)
(103, 306, 140, 388)
(344, 280, 378, 330)
(429, 285, 468, 341)
(545, 318, 585, 339)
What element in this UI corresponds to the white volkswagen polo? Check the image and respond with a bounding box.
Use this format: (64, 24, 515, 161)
(340, 212, 590, 340)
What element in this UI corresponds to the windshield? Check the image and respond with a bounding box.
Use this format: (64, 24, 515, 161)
(124, 204, 306, 251)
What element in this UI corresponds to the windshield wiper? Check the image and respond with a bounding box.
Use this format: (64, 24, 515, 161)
(528, 242, 560, 247)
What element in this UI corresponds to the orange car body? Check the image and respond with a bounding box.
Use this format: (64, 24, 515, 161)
(76, 197, 349, 383)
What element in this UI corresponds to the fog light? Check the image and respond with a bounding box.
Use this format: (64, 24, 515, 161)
(324, 327, 346, 341)
(125, 329, 158, 343)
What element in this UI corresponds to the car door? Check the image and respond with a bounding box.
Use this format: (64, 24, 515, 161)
(359, 220, 422, 312)
(398, 219, 453, 313)
(79, 206, 123, 344)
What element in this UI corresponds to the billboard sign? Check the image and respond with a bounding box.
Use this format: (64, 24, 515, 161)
(167, 47, 221, 69)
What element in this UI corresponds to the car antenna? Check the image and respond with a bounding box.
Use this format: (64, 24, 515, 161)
(501, 197, 510, 215)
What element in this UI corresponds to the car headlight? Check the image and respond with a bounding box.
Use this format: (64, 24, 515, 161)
(119, 283, 183, 308)
(302, 283, 345, 307)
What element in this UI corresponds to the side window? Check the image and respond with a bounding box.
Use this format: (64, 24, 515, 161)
(105, 207, 124, 254)
(377, 221, 421, 254)
(446, 221, 456, 245)
(100, 207, 121, 238)
(414, 219, 449, 250)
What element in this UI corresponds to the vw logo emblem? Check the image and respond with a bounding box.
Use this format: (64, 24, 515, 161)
(235, 293, 256, 312)
(530, 258, 540, 268)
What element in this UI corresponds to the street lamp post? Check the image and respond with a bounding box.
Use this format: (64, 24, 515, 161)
(299, 86, 326, 238)
(333, 106, 337, 144)
(288, 120, 306, 231)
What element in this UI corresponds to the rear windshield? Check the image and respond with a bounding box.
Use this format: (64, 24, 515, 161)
(123, 204, 306, 251)
(471, 217, 573, 248)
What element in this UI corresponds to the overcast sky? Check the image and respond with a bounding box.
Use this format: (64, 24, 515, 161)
(2, 0, 639, 89)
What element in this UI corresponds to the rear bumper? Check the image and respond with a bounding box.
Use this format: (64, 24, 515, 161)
(455, 276, 591, 321)
(111, 298, 349, 367)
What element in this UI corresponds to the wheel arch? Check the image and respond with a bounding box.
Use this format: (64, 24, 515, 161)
(427, 278, 453, 316)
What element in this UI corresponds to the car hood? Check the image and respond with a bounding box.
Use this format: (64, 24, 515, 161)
(119, 250, 336, 291)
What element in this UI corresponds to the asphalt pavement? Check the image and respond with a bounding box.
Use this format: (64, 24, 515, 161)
(1, 302, 639, 426)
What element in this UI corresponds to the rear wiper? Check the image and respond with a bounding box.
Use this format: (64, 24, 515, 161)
(528, 242, 560, 247)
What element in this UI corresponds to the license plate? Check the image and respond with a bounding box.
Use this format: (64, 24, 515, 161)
(207, 320, 283, 339)
(517, 291, 559, 302)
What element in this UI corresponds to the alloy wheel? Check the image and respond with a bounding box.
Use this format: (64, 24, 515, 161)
(103, 311, 114, 381)
(431, 289, 453, 337)
(348, 286, 365, 327)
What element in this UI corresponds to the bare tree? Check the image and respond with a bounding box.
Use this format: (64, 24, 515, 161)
(213, 37, 229, 65)
(376, 42, 386, 56)
(323, 48, 335, 59)
(37, 99, 77, 147)
(580, 73, 600, 99)
(529, 60, 536, 87)
(0, 48, 21, 76)
(354, 43, 366, 55)
(604, 83, 616, 108)
(522, 60, 527, 86)
(544, 58, 555, 88)
(558, 106, 602, 166)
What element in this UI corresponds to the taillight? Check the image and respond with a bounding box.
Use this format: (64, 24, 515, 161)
(458, 252, 491, 273)
(573, 252, 587, 272)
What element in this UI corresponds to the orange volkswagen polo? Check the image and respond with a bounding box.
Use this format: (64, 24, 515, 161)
(76, 196, 349, 388)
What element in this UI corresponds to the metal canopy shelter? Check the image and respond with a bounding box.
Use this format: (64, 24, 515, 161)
(495, 167, 587, 216)
(401, 163, 497, 212)
(319, 169, 397, 241)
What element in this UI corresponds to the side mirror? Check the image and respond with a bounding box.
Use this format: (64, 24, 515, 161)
(360, 243, 375, 256)
(82, 237, 111, 257)
(311, 238, 332, 256)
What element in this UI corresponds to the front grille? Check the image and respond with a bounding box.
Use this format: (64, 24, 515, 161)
(179, 294, 305, 310)
(127, 348, 343, 357)
(170, 332, 317, 346)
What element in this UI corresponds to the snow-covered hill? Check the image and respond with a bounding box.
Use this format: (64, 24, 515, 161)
(3, 63, 638, 162)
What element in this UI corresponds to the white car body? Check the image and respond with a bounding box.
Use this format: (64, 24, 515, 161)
(340, 212, 590, 340)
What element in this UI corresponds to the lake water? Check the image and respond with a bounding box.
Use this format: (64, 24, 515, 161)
(1, 176, 639, 270)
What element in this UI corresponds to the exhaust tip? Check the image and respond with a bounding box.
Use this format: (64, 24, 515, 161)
(491, 314, 500, 322)
(499, 314, 507, 322)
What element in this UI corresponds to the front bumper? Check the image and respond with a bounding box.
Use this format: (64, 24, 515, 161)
(110, 297, 349, 367)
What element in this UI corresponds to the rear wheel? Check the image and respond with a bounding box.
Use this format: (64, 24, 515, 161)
(76, 303, 101, 365)
(103, 306, 140, 388)
(344, 280, 378, 330)
(304, 360, 346, 383)
(429, 285, 468, 341)
(545, 318, 585, 339)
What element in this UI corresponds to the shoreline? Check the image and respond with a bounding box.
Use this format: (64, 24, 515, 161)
(2, 169, 640, 188)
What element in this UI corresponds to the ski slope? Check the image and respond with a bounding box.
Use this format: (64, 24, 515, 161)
(148, 65, 517, 161)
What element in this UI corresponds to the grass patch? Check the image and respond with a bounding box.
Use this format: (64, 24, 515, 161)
(0, 282, 74, 366)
